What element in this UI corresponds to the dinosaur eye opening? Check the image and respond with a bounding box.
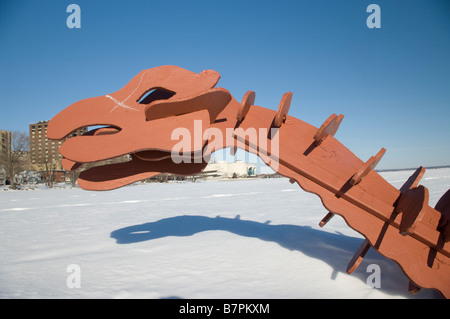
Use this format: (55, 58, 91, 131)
(137, 87, 176, 104)
(84, 125, 122, 136)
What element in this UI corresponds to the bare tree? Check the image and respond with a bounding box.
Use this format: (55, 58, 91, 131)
(43, 159, 58, 188)
(0, 131, 30, 189)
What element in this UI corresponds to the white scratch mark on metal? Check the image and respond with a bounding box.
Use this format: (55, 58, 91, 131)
(105, 95, 139, 113)
(105, 70, 147, 113)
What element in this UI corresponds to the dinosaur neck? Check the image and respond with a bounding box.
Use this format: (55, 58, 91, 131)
(209, 97, 450, 298)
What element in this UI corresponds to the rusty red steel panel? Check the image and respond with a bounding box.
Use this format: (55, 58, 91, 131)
(47, 65, 450, 298)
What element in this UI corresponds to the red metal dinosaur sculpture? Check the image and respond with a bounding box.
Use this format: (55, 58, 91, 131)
(47, 65, 450, 298)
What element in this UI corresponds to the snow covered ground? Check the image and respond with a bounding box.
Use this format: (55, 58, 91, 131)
(1, 168, 449, 299)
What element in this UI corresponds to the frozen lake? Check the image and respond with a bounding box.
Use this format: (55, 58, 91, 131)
(1, 168, 449, 299)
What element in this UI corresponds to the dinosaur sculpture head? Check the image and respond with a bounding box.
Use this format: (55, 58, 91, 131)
(47, 65, 233, 190)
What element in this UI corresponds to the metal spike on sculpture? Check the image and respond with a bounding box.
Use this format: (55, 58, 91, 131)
(47, 65, 450, 298)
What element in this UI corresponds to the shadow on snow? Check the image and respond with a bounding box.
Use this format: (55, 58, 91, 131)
(110, 214, 441, 299)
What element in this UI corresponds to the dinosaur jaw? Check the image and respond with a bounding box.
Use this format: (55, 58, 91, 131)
(63, 152, 208, 191)
(52, 107, 218, 191)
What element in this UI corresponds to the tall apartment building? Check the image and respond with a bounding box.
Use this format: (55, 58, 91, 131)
(0, 129, 11, 159)
(29, 121, 87, 168)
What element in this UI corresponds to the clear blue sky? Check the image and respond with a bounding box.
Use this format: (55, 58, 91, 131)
(0, 0, 449, 170)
